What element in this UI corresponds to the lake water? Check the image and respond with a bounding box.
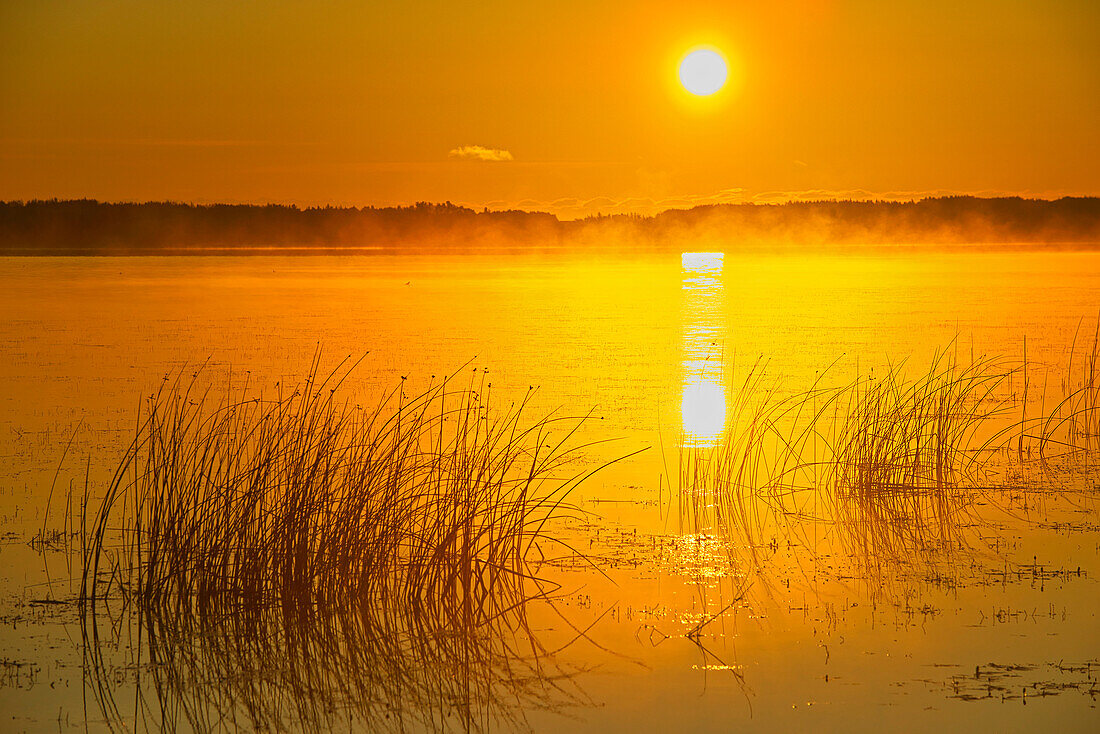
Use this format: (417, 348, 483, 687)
(1, 249, 1098, 732)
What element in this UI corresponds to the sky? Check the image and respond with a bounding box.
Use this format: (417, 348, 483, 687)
(1, 0, 1098, 217)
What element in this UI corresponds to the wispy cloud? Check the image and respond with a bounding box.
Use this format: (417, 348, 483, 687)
(448, 145, 514, 162)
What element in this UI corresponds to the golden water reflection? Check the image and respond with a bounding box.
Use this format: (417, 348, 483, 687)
(681, 252, 727, 446)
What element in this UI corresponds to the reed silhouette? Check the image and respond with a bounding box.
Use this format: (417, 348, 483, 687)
(674, 332, 1100, 597)
(79, 357, 608, 732)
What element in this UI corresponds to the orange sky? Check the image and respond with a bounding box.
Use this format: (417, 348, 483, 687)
(1, 1, 1097, 217)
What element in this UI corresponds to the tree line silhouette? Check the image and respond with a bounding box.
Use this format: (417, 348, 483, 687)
(1, 196, 1097, 253)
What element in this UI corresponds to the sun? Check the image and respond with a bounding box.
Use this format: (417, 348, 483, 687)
(678, 48, 728, 97)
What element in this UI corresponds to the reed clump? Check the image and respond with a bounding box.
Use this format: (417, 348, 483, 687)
(80, 357, 597, 731)
(825, 351, 1014, 566)
(675, 347, 1022, 591)
(676, 328, 1100, 600)
(829, 351, 1011, 498)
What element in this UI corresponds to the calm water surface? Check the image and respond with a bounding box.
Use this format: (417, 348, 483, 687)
(0, 249, 1098, 732)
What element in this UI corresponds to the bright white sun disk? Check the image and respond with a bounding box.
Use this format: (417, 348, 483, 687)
(679, 49, 727, 96)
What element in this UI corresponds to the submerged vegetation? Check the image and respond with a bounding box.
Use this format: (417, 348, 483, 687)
(79, 357, 610, 732)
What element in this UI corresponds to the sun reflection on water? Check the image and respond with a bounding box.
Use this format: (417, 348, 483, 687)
(681, 252, 726, 446)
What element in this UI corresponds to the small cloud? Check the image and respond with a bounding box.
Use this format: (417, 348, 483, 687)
(449, 145, 514, 162)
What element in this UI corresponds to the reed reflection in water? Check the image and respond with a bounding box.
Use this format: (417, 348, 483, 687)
(680, 252, 727, 447)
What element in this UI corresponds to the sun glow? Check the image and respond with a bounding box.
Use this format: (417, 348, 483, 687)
(678, 48, 728, 96)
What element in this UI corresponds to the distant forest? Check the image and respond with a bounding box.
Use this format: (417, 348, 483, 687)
(1, 197, 1098, 254)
